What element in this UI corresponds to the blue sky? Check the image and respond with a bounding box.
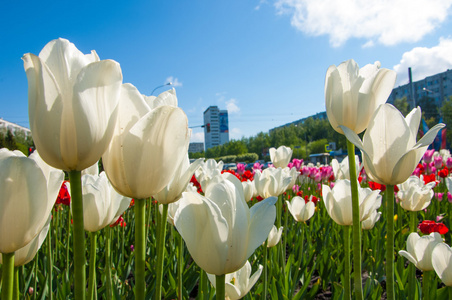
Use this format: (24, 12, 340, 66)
(2, 0, 452, 143)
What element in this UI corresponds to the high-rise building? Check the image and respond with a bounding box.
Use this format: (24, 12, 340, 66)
(188, 142, 204, 153)
(387, 69, 452, 108)
(203, 106, 229, 150)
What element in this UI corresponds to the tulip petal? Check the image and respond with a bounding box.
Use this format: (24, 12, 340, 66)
(154, 156, 203, 204)
(225, 283, 242, 300)
(207, 175, 251, 273)
(405, 107, 422, 138)
(0, 156, 49, 253)
(122, 106, 189, 198)
(398, 250, 418, 267)
(0, 216, 51, 267)
(339, 125, 364, 151)
(432, 243, 452, 286)
(414, 123, 446, 148)
(245, 197, 277, 259)
(247, 264, 264, 294)
(325, 65, 344, 134)
(69, 59, 122, 170)
(23, 53, 67, 170)
(145, 88, 178, 109)
(366, 67, 396, 107)
(38, 38, 99, 92)
(175, 192, 229, 275)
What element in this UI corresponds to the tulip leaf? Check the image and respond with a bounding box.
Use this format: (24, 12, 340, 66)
(394, 267, 406, 296)
(436, 286, 448, 300)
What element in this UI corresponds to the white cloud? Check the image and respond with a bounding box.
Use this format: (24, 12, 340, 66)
(230, 128, 243, 140)
(165, 76, 183, 87)
(226, 98, 240, 114)
(190, 131, 204, 143)
(393, 37, 452, 86)
(274, 0, 452, 47)
(255, 0, 268, 10)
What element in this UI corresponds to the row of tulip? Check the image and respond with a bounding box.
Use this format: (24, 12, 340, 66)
(0, 37, 449, 300)
(3, 147, 452, 299)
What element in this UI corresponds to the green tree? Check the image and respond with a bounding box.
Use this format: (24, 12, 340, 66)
(4, 130, 16, 150)
(441, 96, 452, 149)
(393, 97, 410, 116)
(309, 139, 328, 154)
(225, 140, 247, 155)
(417, 96, 439, 122)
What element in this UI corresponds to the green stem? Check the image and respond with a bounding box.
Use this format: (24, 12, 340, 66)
(134, 198, 146, 300)
(146, 197, 152, 244)
(408, 211, 417, 300)
(448, 203, 452, 245)
(54, 209, 58, 268)
(449, 285, 452, 300)
(33, 256, 38, 300)
(106, 226, 112, 300)
(199, 269, 208, 300)
(344, 226, 351, 300)
(346, 140, 363, 300)
(121, 221, 125, 268)
(13, 267, 19, 300)
(68, 170, 86, 300)
(386, 185, 395, 300)
(66, 204, 71, 281)
(177, 229, 184, 300)
(2, 252, 15, 300)
(263, 241, 268, 300)
(276, 195, 283, 274)
(423, 270, 430, 300)
(155, 203, 169, 300)
(215, 274, 225, 300)
(88, 232, 97, 300)
(282, 202, 288, 271)
(47, 226, 53, 300)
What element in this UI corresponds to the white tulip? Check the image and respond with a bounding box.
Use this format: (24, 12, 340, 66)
(286, 196, 315, 222)
(174, 174, 276, 275)
(269, 146, 293, 168)
(0, 149, 63, 253)
(207, 261, 263, 300)
(266, 225, 283, 248)
(342, 104, 445, 185)
(399, 232, 442, 271)
(82, 172, 131, 232)
(325, 59, 396, 135)
(23, 38, 122, 171)
(322, 180, 381, 226)
(102, 83, 190, 199)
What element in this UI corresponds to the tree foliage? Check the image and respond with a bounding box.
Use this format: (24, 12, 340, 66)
(191, 116, 347, 161)
(0, 129, 34, 155)
(393, 97, 410, 116)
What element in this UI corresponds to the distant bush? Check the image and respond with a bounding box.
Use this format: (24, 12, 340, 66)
(218, 155, 237, 163)
(236, 153, 259, 163)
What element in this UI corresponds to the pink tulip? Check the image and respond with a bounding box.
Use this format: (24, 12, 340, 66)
(236, 163, 246, 175)
(412, 168, 421, 177)
(434, 156, 443, 169)
(423, 149, 435, 164)
(437, 214, 445, 222)
(292, 159, 303, 171)
(253, 163, 263, 172)
(436, 193, 444, 202)
(446, 157, 452, 169)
